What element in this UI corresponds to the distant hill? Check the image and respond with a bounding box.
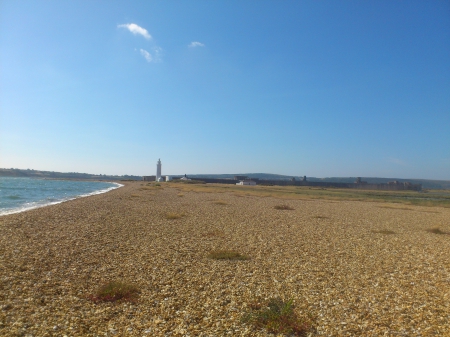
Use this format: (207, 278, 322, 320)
(2, 169, 449, 189)
(188, 173, 450, 189)
(0, 168, 141, 181)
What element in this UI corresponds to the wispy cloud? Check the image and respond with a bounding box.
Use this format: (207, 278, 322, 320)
(139, 47, 162, 63)
(140, 49, 152, 62)
(189, 41, 205, 48)
(118, 23, 151, 40)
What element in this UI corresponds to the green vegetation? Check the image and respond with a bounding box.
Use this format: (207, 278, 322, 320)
(207, 250, 249, 260)
(213, 200, 228, 205)
(171, 179, 206, 184)
(0, 168, 141, 180)
(312, 215, 329, 219)
(89, 281, 139, 303)
(242, 297, 314, 336)
(274, 204, 295, 210)
(169, 182, 450, 208)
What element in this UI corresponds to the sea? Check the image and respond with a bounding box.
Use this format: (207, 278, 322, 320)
(0, 177, 122, 216)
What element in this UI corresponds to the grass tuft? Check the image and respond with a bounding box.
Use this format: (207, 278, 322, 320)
(371, 230, 396, 235)
(426, 227, 447, 235)
(242, 297, 314, 336)
(274, 205, 295, 210)
(89, 281, 139, 303)
(165, 212, 185, 220)
(208, 250, 249, 260)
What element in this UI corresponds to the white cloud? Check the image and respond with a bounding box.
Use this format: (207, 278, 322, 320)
(140, 49, 152, 62)
(139, 47, 163, 63)
(118, 23, 151, 40)
(189, 41, 205, 48)
(152, 46, 163, 62)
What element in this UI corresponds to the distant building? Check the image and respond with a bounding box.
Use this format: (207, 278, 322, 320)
(143, 175, 156, 181)
(236, 180, 256, 186)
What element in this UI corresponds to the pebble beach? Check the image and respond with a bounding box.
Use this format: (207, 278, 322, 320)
(1, 181, 449, 336)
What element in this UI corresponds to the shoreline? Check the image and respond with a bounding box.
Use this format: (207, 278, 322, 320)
(1, 181, 449, 336)
(0, 178, 123, 217)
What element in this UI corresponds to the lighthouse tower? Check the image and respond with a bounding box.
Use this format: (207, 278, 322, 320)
(156, 159, 162, 181)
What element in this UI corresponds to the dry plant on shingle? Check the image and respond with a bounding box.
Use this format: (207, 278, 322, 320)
(242, 297, 314, 336)
(426, 227, 447, 235)
(165, 212, 185, 220)
(274, 205, 295, 210)
(88, 281, 139, 303)
(207, 250, 249, 260)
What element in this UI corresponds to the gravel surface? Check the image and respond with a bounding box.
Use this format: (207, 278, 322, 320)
(1, 182, 449, 336)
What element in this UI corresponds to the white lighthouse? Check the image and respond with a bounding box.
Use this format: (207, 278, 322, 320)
(156, 158, 162, 181)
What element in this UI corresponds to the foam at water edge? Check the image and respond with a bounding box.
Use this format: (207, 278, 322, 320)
(0, 182, 123, 216)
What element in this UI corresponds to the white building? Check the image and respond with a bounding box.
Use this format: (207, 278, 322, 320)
(236, 180, 256, 186)
(156, 159, 162, 182)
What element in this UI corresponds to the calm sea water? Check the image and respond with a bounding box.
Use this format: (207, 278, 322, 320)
(0, 177, 122, 216)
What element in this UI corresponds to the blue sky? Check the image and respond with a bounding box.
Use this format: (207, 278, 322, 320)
(1, 1, 449, 179)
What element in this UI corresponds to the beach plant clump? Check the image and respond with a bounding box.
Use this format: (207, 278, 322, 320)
(426, 227, 447, 235)
(89, 281, 139, 303)
(207, 250, 249, 260)
(274, 204, 295, 210)
(165, 212, 185, 220)
(242, 297, 314, 336)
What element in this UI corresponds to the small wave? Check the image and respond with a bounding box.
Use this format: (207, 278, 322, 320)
(0, 182, 123, 216)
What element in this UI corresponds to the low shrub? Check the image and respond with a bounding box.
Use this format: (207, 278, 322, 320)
(426, 227, 447, 235)
(242, 297, 314, 336)
(165, 212, 185, 220)
(89, 281, 139, 303)
(208, 250, 249, 260)
(274, 205, 294, 210)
